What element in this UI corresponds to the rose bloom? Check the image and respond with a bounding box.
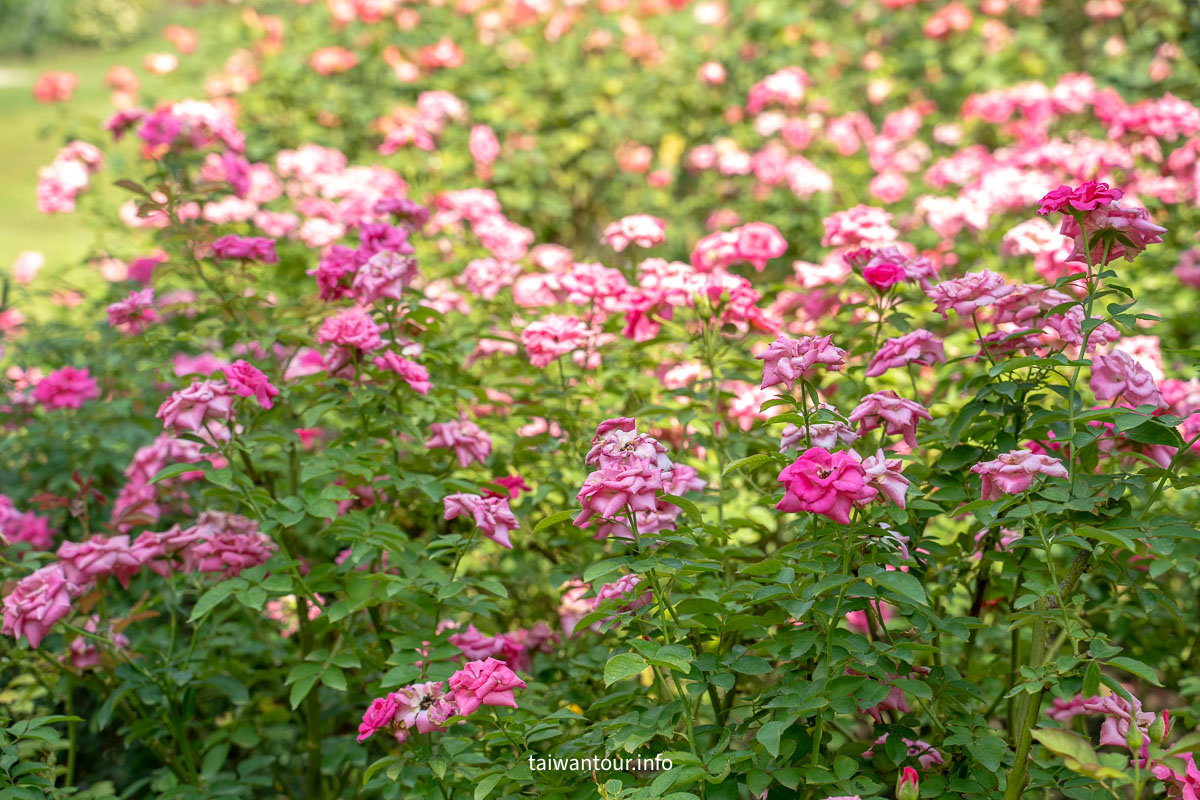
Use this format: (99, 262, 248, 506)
(373, 351, 431, 394)
(211, 235, 278, 263)
(2, 563, 77, 648)
(317, 307, 383, 352)
(1060, 202, 1167, 265)
(1037, 181, 1124, 215)
(351, 252, 418, 305)
(107, 288, 158, 334)
(1090, 350, 1164, 408)
(776, 447, 875, 525)
(734, 222, 787, 271)
(163, 24, 198, 54)
(862, 260, 905, 290)
(521, 315, 589, 368)
(143, 53, 179, 75)
(225, 360, 279, 409)
(33, 71, 77, 103)
(757, 335, 846, 390)
(698, 61, 726, 85)
(849, 391, 933, 448)
(31, 367, 100, 410)
(57, 535, 144, 589)
(448, 658, 527, 716)
(970, 449, 1069, 499)
(156, 380, 236, 435)
(309, 47, 359, 75)
(391, 681, 456, 742)
(600, 215, 666, 252)
(357, 694, 401, 743)
(866, 330, 946, 378)
(925, 270, 1014, 318)
(427, 418, 492, 468)
(11, 251, 44, 285)
(443, 493, 518, 548)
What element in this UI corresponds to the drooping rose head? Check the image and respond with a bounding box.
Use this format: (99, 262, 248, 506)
(970, 449, 1069, 499)
(448, 657, 527, 716)
(356, 694, 400, 743)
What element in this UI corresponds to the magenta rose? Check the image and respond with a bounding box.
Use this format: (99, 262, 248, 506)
(448, 658, 527, 716)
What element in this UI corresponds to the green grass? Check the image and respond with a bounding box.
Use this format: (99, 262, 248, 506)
(0, 2, 227, 285)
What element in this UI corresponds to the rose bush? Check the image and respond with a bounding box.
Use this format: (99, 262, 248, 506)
(3, 1, 1200, 799)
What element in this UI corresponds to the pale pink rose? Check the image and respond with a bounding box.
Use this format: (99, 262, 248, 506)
(10, 252, 44, 285)
(970, 449, 1069, 499)
(925, 270, 1015, 318)
(848, 391, 932, 448)
(427, 418, 492, 467)
(2, 563, 77, 647)
(757, 335, 846, 390)
(156, 380, 235, 435)
(866, 330, 946, 377)
(1090, 350, 1164, 408)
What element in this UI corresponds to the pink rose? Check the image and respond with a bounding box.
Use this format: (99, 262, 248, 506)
(866, 330, 946, 378)
(427, 418, 492, 468)
(448, 657, 527, 716)
(734, 222, 787, 271)
(848, 391, 932, 448)
(776, 448, 875, 525)
(226, 360, 279, 409)
(357, 694, 401, 743)
(156, 380, 236, 435)
(32, 367, 100, 410)
(862, 261, 906, 290)
(373, 351, 431, 395)
(757, 335, 846, 390)
(970, 449, 1069, 499)
(2, 563, 77, 648)
(1090, 350, 1164, 408)
(1037, 181, 1124, 215)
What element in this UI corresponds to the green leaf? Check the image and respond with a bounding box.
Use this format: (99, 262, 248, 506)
(362, 756, 400, 785)
(321, 667, 347, 692)
(650, 645, 694, 673)
(476, 577, 508, 598)
(237, 586, 268, 611)
(1083, 661, 1101, 697)
(723, 453, 773, 476)
(533, 509, 575, 533)
(1032, 728, 1099, 766)
(968, 733, 1009, 773)
(188, 580, 242, 623)
(289, 675, 318, 709)
(740, 558, 783, 576)
(660, 494, 702, 524)
(1121, 419, 1184, 449)
(604, 653, 648, 685)
(1077, 525, 1138, 551)
(582, 558, 628, 584)
(475, 774, 504, 800)
(1106, 656, 1163, 686)
(730, 655, 771, 675)
(756, 720, 787, 758)
(871, 570, 928, 606)
(149, 462, 201, 485)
